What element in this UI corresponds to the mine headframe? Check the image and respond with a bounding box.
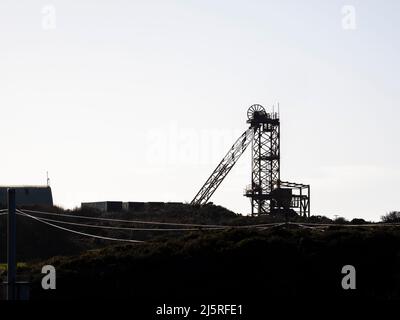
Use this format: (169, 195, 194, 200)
(191, 104, 310, 217)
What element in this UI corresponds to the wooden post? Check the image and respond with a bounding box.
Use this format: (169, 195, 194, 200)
(307, 185, 310, 217)
(7, 188, 16, 300)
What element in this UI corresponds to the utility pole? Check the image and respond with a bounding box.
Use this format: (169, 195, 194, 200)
(7, 188, 16, 300)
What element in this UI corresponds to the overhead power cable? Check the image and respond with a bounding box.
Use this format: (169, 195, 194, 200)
(288, 222, 400, 228)
(16, 209, 399, 228)
(17, 210, 144, 243)
(19, 210, 286, 230)
(20, 209, 291, 229)
(21, 214, 226, 232)
(21, 209, 231, 228)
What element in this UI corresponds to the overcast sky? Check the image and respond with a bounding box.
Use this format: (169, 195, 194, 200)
(0, 0, 399, 221)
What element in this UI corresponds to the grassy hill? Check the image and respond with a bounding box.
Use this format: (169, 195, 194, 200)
(0, 203, 328, 263)
(27, 225, 400, 301)
(1, 204, 399, 301)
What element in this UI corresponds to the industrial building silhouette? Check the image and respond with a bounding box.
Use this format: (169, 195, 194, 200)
(0, 186, 53, 208)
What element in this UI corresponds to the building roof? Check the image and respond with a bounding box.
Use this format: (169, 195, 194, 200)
(0, 185, 51, 189)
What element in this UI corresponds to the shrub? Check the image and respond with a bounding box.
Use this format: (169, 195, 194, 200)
(350, 218, 367, 225)
(334, 217, 347, 224)
(381, 211, 400, 223)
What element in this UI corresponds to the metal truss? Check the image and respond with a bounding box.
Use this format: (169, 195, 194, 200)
(279, 181, 310, 217)
(247, 116, 280, 215)
(244, 110, 280, 215)
(192, 104, 310, 217)
(191, 128, 255, 205)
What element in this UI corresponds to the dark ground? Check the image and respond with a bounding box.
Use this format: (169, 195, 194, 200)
(29, 225, 400, 302)
(1, 204, 399, 305)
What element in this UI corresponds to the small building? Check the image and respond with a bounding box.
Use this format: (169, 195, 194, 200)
(81, 201, 123, 213)
(82, 201, 184, 213)
(0, 186, 53, 208)
(147, 202, 165, 209)
(122, 202, 146, 212)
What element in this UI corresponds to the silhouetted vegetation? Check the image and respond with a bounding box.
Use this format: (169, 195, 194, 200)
(351, 218, 368, 225)
(2, 203, 400, 301)
(334, 216, 348, 224)
(27, 225, 400, 301)
(381, 211, 400, 223)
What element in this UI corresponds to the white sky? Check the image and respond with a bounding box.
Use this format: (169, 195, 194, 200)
(0, 0, 399, 221)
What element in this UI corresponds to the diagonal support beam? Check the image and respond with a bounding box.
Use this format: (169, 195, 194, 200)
(191, 128, 255, 205)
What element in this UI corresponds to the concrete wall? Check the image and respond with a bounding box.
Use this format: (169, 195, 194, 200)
(123, 202, 146, 211)
(81, 201, 123, 212)
(147, 202, 165, 209)
(0, 186, 53, 208)
(82, 201, 184, 213)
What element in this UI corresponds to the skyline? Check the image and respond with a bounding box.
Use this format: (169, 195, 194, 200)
(1, 0, 399, 221)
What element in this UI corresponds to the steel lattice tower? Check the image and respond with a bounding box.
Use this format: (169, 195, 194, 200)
(192, 104, 310, 217)
(245, 105, 280, 215)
